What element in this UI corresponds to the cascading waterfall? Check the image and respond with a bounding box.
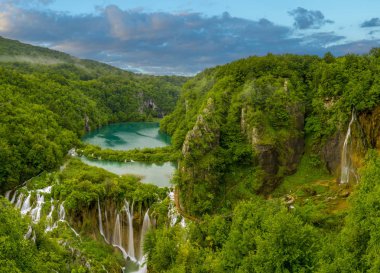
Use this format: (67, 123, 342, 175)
(168, 190, 177, 226)
(30, 193, 45, 223)
(45, 199, 55, 232)
(15, 193, 24, 209)
(38, 186, 52, 194)
(24, 226, 33, 239)
(168, 190, 185, 227)
(139, 209, 151, 262)
(57, 202, 80, 237)
(59, 202, 66, 221)
(340, 110, 356, 184)
(10, 191, 17, 203)
(20, 194, 32, 215)
(125, 201, 136, 261)
(112, 213, 128, 259)
(98, 199, 108, 243)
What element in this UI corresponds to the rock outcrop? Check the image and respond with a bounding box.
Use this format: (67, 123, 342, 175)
(240, 101, 305, 193)
(359, 106, 380, 150)
(321, 110, 369, 182)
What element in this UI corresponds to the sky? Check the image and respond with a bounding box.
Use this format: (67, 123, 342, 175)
(0, 0, 380, 75)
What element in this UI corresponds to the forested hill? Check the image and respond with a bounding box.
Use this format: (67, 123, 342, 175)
(162, 50, 380, 215)
(143, 49, 380, 272)
(0, 36, 187, 191)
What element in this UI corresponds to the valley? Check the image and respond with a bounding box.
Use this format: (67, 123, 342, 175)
(1, 36, 380, 273)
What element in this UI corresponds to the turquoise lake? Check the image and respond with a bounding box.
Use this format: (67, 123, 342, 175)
(82, 122, 171, 150)
(81, 122, 175, 187)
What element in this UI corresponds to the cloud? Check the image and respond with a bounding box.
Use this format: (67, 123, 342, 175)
(328, 39, 380, 55)
(288, 7, 333, 29)
(4, 0, 54, 5)
(361, 17, 380, 28)
(300, 32, 345, 47)
(0, 3, 377, 75)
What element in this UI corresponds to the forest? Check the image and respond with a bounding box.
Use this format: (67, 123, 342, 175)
(1, 36, 380, 272)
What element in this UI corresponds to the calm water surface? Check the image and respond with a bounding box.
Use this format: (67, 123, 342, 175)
(81, 122, 174, 187)
(82, 122, 170, 150)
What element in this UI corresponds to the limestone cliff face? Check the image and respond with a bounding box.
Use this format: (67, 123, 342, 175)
(321, 132, 343, 175)
(182, 98, 220, 161)
(359, 106, 380, 150)
(321, 110, 374, 182)
(179, 98, 221, 214)
(69, 199, 150, 261)
(240, 102, 305, 192)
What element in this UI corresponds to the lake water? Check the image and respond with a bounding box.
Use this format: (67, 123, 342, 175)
(81, 122, 175, 187)
(82, 122, 171, 150)
(81, 157, 175, 187)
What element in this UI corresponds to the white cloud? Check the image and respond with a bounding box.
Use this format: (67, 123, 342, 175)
(0, 3, 378, 75)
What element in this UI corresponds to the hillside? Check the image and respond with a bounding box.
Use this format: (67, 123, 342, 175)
(0, 36, 187, 191)
(144, 50, 380, 272)
(2, 36, 380, 273)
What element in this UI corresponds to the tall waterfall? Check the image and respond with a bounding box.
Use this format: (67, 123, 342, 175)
(139, 209, 151, 262)
(340, 111, 356, 184)
(125, 201, 136, 261)
(112, 213, 128, 259)
(98, 199, 108, 243)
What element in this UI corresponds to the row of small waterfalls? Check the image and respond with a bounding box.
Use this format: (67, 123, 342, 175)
(5, 185, 184, 273)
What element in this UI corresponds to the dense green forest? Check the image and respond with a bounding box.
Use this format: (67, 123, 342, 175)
(149, 49, 380, 272)
(2, 36, 380, 273)
(0, 36, 186, 192)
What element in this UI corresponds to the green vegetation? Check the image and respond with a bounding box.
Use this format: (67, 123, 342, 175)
(273, 154, 333, 197)
(145, 151, 380, 273)
(80, 144, 181, 163)
(54, 158, 168, 215)
(0, 196, 124, 273)
(0, 36, 186, 192)
(144, 50, 380, 272)
(161, 51, 380, 216)
(1, 158, 171, 272)
(2, 36, 380, 272)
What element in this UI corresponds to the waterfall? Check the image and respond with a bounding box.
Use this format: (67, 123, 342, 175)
(24, 226, 33, 239)
(340, 111, 356, 184)
(10, 191, 17, 203)
(59, 202, 66, 221)
(130, 265, 147, 273)
(5, 190, 11, 200)
(15, 193, 24, 209)
(125, 201, 135, 260)
(37, 185, 52, 194)
(98, 199, 109, 243)
(139, 210, 151, 262)
(168, 190, 178, 226)
(105, 208, 109, 241)
(45, 199, 55, 232)
(112, 213, 128, 259)
(31, 193, 45, 223)
(21, 194, 32, 215)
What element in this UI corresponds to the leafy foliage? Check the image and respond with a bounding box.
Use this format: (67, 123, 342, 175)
(0, 36, 186, 191)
